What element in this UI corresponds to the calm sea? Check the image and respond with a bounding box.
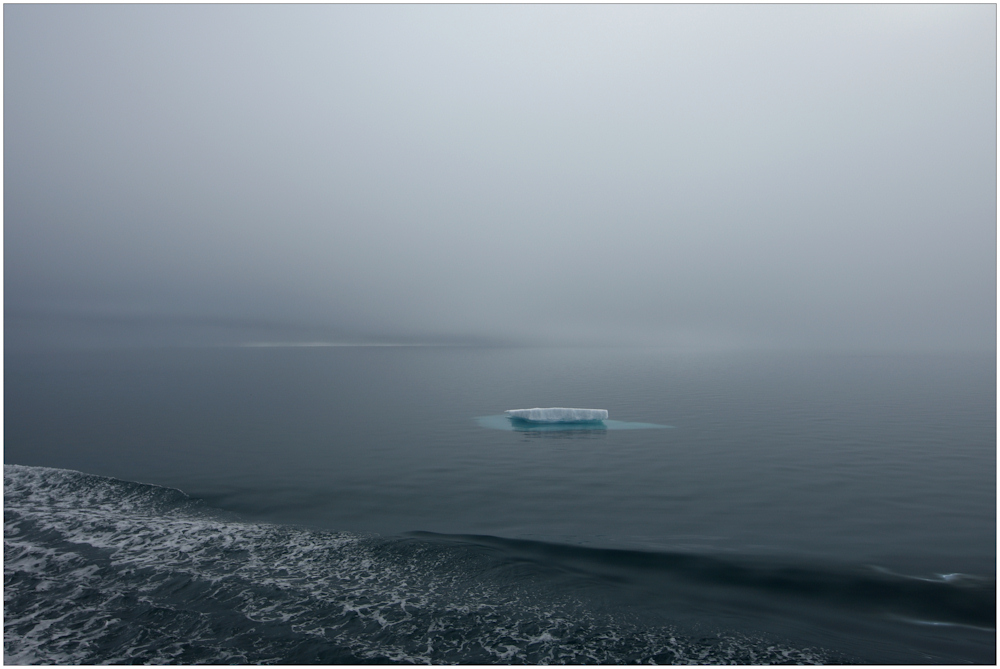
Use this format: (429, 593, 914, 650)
(4, 346, 995, 663)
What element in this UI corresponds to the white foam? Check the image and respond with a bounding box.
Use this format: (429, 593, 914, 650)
(505, 408, 608, 423)
(4, 464, 835, 665)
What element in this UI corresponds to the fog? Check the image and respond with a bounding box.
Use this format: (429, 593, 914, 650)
(5, 4, 996, 350)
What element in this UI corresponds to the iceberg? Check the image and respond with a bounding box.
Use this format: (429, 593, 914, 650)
(505, 407, 608, 423)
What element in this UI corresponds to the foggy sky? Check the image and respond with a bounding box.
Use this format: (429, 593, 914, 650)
(5, 4, 996, 350)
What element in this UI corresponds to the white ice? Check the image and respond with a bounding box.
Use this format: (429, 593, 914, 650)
(505, 408, 608, 423)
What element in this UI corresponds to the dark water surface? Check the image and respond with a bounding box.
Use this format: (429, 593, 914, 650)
(4, 346, 995, 663)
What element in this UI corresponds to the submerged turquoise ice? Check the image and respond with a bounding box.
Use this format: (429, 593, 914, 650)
(476, 415, 671, 431)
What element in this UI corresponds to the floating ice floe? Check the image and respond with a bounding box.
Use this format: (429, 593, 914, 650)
(505, 408, 608, 423)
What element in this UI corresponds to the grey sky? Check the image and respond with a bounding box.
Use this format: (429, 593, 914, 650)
(5, 4, 996, 350)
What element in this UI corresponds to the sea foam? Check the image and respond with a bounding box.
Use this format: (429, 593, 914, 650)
(4, 464, 838, 665)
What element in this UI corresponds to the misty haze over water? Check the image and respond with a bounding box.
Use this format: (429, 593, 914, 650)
(4, 4, 996, 352)
(4, 4, 996, 666)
